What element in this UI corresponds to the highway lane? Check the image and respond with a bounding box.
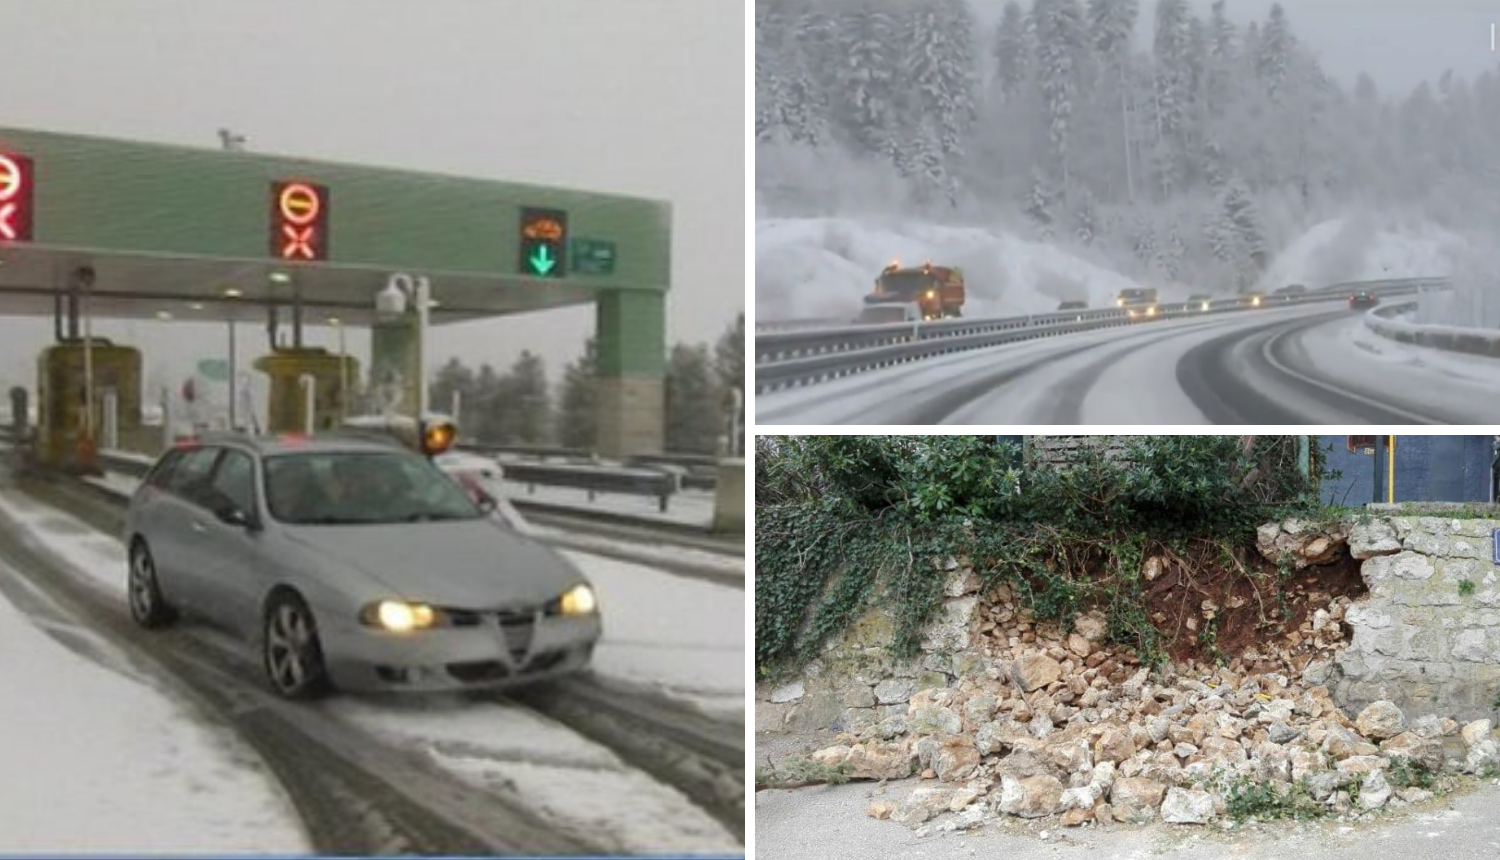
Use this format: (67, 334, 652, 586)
(755, 303, 1500, 424)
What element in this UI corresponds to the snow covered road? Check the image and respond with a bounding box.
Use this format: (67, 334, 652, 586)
(0, 562, 309, 854)
(757, 303, 1500, 424)
(0, 470, 744, 853)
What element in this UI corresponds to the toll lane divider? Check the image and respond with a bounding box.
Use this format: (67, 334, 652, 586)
(754, 277, 1450, 394)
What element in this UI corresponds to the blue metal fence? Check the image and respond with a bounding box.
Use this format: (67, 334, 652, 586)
(1318, 435, 1498, 505)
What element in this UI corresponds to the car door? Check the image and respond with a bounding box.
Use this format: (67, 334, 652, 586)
(148, 445, 223, 611)
(191, 448, 265, 637)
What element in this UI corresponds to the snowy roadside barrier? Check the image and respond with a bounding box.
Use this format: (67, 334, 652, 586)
(1365, 301, 1500, 358)
(756, 277, 1449, 394)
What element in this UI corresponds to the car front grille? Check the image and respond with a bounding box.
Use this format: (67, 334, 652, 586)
(496, 609, 536, 663)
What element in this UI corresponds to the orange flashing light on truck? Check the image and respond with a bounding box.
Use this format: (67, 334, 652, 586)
(863, 260, 965, 321)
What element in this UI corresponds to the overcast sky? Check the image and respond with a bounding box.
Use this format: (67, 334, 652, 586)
(0, 0, 743, 396)
(972, 0, 1500, 96)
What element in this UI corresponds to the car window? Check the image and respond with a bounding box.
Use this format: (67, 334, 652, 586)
(264, 450, 482, 525)
(145, 449, 185, 489)
(165, 447, 220, 501)
(207, 449, 256, 513)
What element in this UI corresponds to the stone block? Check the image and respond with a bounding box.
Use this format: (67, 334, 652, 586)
(756, 702, 792, 732)
(920, 596, 978, 652)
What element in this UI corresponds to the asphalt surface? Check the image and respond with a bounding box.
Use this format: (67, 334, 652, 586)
(756, 304, 1500, 424)
(756, 774, 1500, 860)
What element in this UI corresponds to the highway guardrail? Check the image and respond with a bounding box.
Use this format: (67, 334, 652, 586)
(500, 460, 679, 513)
(755, 277, 1449, 393)
(1364, 300, 1500, 358)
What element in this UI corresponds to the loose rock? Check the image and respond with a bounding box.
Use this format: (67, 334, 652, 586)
(1355, 701, 1406, 741)
(998, 774, 1065, 818)
(1109, 777, 1165, 824)
(1161, 787, 1216, 824)
(1013, 654, 1063, 693)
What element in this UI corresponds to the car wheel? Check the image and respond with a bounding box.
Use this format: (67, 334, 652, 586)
(128, 541, 176, 628)
(263, 592, 332, 699)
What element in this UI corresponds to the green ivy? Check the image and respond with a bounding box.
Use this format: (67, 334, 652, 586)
(756, 435, 1323, 681)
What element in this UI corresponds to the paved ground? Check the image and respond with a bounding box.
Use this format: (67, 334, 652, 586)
(756, 734, 1500, 860)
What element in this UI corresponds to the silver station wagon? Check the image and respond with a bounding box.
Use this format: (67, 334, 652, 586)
(124, 433, 602, 698)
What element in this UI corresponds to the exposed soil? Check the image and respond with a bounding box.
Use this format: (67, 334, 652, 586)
(1140, 547, 1368, 665)
(979, 539, 1368, 677)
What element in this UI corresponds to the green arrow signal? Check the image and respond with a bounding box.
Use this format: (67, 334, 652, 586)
(529, 243, 557, 276)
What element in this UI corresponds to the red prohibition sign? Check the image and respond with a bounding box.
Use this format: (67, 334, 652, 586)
(0, 155, 23, 202)
(279, 183, 320, 226)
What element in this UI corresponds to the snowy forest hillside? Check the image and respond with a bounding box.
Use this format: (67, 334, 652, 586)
(755, 0, 1500, 325)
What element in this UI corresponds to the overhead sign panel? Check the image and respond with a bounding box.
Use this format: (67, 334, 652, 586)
(0, 153, 35, 242)
(519, 207, 567, 278)
(570, 237, 616, 276)
(270, 180, 330, 261)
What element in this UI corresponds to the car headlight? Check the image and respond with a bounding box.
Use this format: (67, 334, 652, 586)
(361, 600, 439, 632)
(560, 584, 598, 616)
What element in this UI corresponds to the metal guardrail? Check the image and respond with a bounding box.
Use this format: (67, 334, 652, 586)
(500, 461, 678, 513)
(458, 443, 592, 461)
(755, 277, 1450, 393)
(1365, 300, 1500, 358)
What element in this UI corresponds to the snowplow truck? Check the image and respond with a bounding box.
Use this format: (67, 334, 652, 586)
(863, 261, 965, 321)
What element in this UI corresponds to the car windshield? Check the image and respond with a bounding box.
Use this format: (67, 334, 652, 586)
(876, 272, 936, 299)
(263, 450, 482, 525)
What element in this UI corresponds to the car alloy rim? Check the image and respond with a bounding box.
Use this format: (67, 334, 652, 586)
(129, 552, 154, 619)
(266, 604, 312, 691)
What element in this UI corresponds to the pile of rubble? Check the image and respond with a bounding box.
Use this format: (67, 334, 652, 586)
(804, 535, 1500, 832)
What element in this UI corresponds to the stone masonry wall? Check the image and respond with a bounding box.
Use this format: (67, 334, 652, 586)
(759, 515, 1500, 737)
(755, 557, 982, 736)
(1338, 515, 1500, 724)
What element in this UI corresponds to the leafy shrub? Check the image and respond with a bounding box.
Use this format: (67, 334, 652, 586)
(755, 435, 1323, 680)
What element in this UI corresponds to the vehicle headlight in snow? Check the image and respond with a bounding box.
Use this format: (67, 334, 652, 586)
(362, 600, 438, 632)
(1201, 301, 1210, 311)
(560, 584, 598, 616)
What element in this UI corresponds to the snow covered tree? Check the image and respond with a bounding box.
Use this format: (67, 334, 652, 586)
(901, 0, 977, 160)
(837, 2, 901, 158)
(1034, 0, 1087, 190)
(1087, 0, 1139, 202)
(1130, 213, 1158, 269)
(1072, 186, 1098, 245)
(1257, 3, 1294, 102)
(1205, 176, 1268, 290)
(992, 2, 1031, 101)
(1150, 0, 1191, 199)
(1026, 166, 1058, 237)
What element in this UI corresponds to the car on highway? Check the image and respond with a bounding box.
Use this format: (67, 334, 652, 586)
(1244, 291, 1267, 308)
(124, 433, 602, 699)
(1057, 299, 1088, 311)
(1186, 294, 1213, 311)
(1274, 283, 1307, 298)
(1349, 291, 1380, 310)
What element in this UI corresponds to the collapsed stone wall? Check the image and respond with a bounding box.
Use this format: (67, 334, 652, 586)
(755, 514, 1500, 831)
(1339, 515, 1500, 724)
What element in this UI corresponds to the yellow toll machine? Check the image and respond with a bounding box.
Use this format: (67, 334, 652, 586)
(254, 347, 359, 434)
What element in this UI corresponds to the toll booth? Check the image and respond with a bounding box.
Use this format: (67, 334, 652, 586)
(254, 347, 358, 434)
(36, 340, 141, 471)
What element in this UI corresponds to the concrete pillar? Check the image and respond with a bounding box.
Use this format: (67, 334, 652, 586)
(711, 457, 744, 535)
(595, 290, 665, 458)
